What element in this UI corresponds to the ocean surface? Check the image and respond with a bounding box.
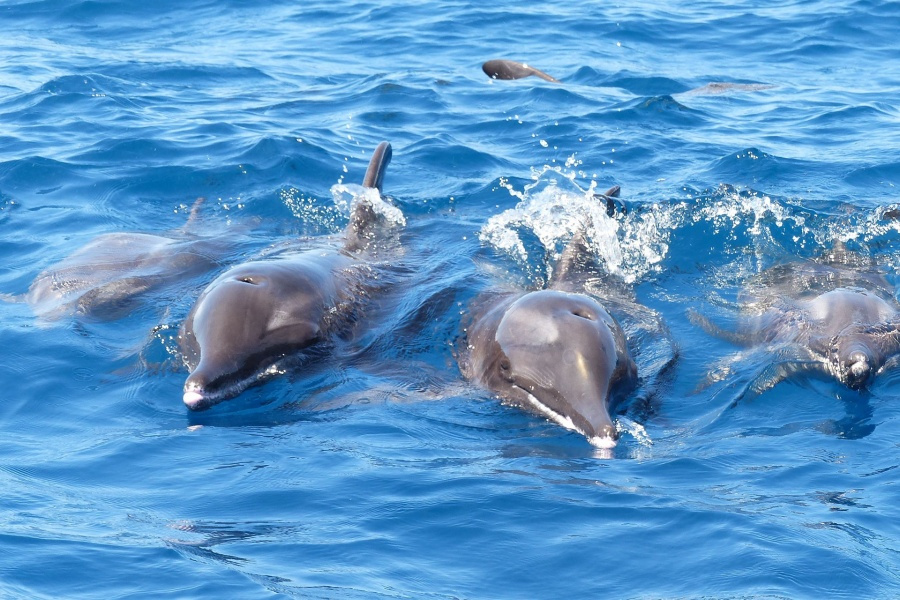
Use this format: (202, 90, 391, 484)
(2, 0, 900, 597)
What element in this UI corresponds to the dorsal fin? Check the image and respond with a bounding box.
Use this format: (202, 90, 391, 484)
(362, 141, 392, 192)
(549, 185, 620, 288)
(345, 142, 392, 252)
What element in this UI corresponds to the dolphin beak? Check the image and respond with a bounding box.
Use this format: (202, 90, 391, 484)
(518, 384, 619, 448)
(183, 389, 208, 410)
(845, 351, 874, 390)
(590, 422, 619, 447)
(582, 411, 619, 449)
(183, 368, 216, 410)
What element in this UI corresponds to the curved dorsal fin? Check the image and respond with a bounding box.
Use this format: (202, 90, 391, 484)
(362, 141, 392, 192)
(549, 185, 620, 288)
(345, 142, 392, 252)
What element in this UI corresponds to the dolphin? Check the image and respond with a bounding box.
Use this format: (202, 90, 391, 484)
(178, 142, 397, 410)
(480, 59, 773, 96)
(482, 59, 560, 83)
(459, 186, 638, 447)
(5, 197, 223, 321)
(690, 241, 900, 393)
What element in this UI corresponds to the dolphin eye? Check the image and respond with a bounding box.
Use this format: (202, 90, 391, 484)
(499, 358, 511, 371)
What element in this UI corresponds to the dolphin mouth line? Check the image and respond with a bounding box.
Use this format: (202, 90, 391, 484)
(183, 362, 288, 410)
(515, 386, 618, 449)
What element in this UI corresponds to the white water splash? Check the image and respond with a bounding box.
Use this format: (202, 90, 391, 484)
(479, 167, 672, 283)
(330, 183, 406, 227)
(691, 189, 802, 237)
(616, 415, 653, 447)
(280, 187, 343, 232)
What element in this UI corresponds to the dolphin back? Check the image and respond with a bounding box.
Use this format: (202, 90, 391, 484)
(550, 185, 621, 289)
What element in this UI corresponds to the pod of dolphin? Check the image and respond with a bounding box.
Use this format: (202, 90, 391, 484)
(9, 60, 900, 449)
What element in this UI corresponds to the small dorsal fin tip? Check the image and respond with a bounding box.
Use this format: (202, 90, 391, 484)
(593, 184, 625, 217)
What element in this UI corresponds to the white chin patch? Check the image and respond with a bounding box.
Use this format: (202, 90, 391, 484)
(521, 390, 618, 448)
(587, 435, 618, 449)
(183, 390, 205, 408)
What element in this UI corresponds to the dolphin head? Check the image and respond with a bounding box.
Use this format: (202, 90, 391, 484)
(179, 261, 335, 410)
(809, 290, 896, 390)
(484, 290, 635, 446)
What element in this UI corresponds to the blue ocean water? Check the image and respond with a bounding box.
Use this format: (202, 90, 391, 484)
(2, 0, 900, 597)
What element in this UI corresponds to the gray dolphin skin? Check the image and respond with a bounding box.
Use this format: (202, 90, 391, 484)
(178, 142, 395, 410)
(459, 186, 637, 447)
(482, 59, 560, 83)
(11, 198, 221, 320)
(691, 241, 900, 392)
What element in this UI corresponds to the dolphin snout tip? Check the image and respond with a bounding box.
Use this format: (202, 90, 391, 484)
(183, 389, 208, 410)
(588, 424, 619, 449)
(847, 360, 873, 389)
(843, 351, 875, 390)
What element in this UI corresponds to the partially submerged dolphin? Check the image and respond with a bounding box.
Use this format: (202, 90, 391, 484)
(691, 241, 900, 393)
(482, 59, 560, 83)
(178, 142, 397, 410)
(481, 59, 773, 95)
(6, 198, 222, 321)
(459, 186, 638, 448)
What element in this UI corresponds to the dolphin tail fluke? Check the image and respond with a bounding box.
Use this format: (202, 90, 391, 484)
(362, 141, 392, 192)
(482, 60, 560, 83)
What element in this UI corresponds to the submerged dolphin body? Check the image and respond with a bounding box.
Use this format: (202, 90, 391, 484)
(459, 186, 638, 448)
(480, 59, 773, 95)
(8, 198, 222, 321)
(691, 242, 900, 393)
(178, 142, 397, 410)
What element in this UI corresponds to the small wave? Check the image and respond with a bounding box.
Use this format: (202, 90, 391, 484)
(705, 147, 805, 187)
(602, 74, 691, 96)
(37, 73, 130, 97)
(845, 161, 900, 188)
(616, 415, 652, 446)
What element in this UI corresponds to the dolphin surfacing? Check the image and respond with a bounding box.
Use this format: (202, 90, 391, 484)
(482, 59, 560, 83)
(459, 186, 637, 448)
(9, 198, 222, 321)
(178, 142, 398, 410)
(691, 241, 900, 393)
